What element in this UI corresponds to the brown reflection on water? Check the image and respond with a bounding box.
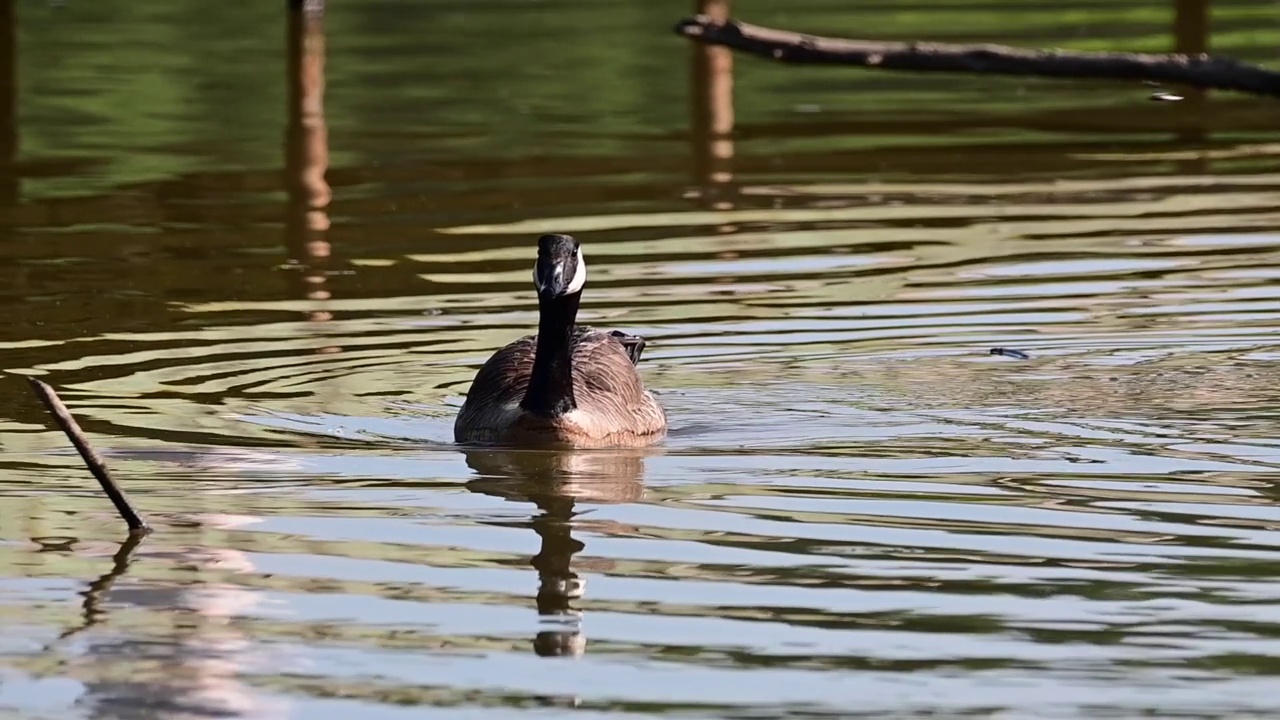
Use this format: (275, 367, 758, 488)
(1171, 0, 1209, 171)
(284, 4, 335, 334)
(465, 448, 647, 659)
(689, 0, 735, 220)
(0, 0, 16, 208)
(1173, 0, 1209, 60)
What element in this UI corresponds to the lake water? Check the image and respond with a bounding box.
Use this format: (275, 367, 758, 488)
(3, 1, 1280, 718)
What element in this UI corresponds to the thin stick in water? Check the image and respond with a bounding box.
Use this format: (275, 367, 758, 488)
(27, 378, 150, 535)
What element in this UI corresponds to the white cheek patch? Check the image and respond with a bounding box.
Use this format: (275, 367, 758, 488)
(566, 247, 587, 294)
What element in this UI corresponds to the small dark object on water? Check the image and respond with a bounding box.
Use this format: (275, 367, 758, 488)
(989, 347, 1031, 360)
(26, 378, 150, 535)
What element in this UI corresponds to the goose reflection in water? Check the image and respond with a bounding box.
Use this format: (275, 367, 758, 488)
(462, 446, 648, 658)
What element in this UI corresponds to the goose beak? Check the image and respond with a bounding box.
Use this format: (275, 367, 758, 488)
(533, 234, 586, 299)
(534, 259, 570, 298)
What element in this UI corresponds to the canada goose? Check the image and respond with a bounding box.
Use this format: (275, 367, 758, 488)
(453, 233, 667, 447)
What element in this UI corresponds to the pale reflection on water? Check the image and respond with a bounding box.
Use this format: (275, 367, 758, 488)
(3, 0, 1280, 718)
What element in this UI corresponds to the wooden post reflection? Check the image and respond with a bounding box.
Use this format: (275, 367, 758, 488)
(0, 0, 17, 207)
(689, 0, 735, 220)
(284, 3, 336, 336)
(1173, 0, 1208, 58)
(1172, 0, 1209, 168)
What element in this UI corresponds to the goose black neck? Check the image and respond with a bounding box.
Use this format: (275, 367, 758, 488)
(522, 290, 581, 418)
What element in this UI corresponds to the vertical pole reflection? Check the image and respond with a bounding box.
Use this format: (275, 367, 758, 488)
(1172, 0, 1209, 170)
(0, 0, 18, 208)
(284, 2, 336, 335)
(1173, 0, 1209, 59)
(688, 0, 735, 220)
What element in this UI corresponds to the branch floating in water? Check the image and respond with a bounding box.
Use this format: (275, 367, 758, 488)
(673, 15, 1280, 99)
(27, 378, 150, 535)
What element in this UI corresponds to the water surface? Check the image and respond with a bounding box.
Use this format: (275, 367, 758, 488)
(3, 1, 1280, 718)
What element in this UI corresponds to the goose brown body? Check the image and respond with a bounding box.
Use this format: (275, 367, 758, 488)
(453, 235, 667, 448)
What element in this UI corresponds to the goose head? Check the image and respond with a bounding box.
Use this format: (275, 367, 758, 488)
(533, 233, 587, 300)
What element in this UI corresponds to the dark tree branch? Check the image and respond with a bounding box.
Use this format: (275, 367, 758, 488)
(674, 15, 1280, 99)
(28, 378, 150, 535)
